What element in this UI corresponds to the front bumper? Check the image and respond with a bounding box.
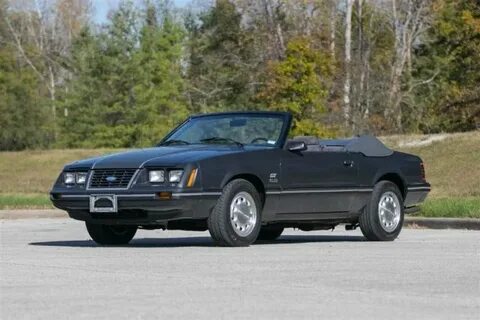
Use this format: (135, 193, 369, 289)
(50, 192, 220, 225)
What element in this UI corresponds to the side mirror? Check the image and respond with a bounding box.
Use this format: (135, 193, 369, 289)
(286, 141, 307, 152)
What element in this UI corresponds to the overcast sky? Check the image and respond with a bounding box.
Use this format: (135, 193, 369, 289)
(92, 0, 193, 24)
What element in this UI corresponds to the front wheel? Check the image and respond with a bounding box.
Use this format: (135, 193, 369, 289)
(208, 179, 262, 247)
(86, 223, 137, 245)
(359, 181, 404, 241)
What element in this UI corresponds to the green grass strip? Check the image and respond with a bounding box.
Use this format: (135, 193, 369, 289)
(0, 194, 53, 210)
(416, 197, 480, 219)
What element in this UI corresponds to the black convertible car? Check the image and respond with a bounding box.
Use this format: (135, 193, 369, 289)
(50, 112, 430, 246)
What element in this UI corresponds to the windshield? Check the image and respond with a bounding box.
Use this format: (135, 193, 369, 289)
(161, 114, 287, 147)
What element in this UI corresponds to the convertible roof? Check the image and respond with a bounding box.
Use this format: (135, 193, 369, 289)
(292, 135, 393, 157)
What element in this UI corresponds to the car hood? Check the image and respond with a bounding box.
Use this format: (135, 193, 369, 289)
(65, 145, 245, 170)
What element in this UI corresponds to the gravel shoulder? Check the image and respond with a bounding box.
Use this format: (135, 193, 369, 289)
(0, 209, 65, 219)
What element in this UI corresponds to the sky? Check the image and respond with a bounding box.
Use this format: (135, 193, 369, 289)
(92, 0, 193, 24)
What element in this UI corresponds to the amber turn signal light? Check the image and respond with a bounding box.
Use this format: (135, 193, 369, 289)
(157, 192, 172, 200)
(187, 168, 198, 187)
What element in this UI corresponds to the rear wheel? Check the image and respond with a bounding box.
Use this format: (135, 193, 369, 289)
(359, 181, 404, 241)
(256, 225, 284, 241)
(86, 223, 137, 245)
(208, 179, 262, 247)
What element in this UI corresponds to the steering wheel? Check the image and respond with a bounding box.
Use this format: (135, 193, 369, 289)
(250, 137, 269, 144)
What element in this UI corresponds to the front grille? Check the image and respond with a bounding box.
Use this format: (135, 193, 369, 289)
(88, 169, 137, 189)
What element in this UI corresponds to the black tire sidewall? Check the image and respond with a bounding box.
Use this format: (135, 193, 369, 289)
(86, 222, 137, 245)
(368, 181, 404, 241)
(215, 179, 262, 246)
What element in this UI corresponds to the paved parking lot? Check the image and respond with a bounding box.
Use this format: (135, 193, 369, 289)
(1, 218, 479, 319)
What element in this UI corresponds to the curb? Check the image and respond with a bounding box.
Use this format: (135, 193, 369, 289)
(404, 216, 480, 230)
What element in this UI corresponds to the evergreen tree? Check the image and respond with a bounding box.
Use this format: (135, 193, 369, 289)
(59, 27, 105, 147)
(185, 0, 258, 113)
(0, 46, 50, 150)
(132, 3, 188, 145)
(60, 2, 140, 147)
(60, 2, 188, 147)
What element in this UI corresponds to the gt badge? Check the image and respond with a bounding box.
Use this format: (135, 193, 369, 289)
(269, 173, 278, 183)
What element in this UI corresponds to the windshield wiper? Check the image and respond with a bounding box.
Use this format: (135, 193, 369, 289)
(200, 137, 244, 147)
(160, 139, 190, 146)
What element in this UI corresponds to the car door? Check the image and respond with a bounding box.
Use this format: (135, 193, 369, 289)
(277, 148, 358, 214)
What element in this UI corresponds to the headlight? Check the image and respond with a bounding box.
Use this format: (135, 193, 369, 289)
(149, 170, 165, 183)
(76, 172, 88, 184)
(169, 170, 183, 183)
(64, 172, 75, 185)
(64, 172, 88, 185)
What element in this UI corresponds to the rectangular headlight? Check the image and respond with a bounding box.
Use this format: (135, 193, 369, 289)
(149, 170, 165, 183)
(169, 170, 183, 183)
(76, 172, 88, 184)
(64, 172, 75, 185)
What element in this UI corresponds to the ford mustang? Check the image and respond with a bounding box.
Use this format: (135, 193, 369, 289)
(50, 112, 430, 246)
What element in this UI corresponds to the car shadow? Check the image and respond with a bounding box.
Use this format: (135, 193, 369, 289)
(29, 234, 365, 248)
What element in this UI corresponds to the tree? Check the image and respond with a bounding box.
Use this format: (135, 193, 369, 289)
(131, 3, 188, 145)
(60, 2, 140, 147)
(0, 46, 50, 150)
(343, 0, 354, 128)
(4, 0, 91, 141)
(349, 0, 395, 133)
(185, 0, 259, 113)
(385, 0, 432, 132)
(256, 37, 334, 137)
(60, 1, 188, 148)
(410, 0, 480, 132)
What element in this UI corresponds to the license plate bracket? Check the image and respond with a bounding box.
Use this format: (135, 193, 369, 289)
(89, 195, 118, 213)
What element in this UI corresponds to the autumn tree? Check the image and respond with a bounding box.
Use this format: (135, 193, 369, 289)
(256, 37, 334, 137)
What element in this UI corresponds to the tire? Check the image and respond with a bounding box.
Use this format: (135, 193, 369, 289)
(359, 181, 404, 241)
(86, 223, 137, 245)
(208, 179, 262, 247)
(256, 225, 284, 241)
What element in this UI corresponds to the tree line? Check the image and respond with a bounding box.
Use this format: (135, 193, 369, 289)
(0, 0, 478, 150)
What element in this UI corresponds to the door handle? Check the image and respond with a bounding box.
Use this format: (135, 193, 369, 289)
(343, 160, 354, 167)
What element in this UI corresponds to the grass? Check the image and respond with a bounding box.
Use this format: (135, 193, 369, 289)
(417, 198, 480, 219)
(0, 194, 52, 210)
(383, 131, 480, 218)
(381, 131, 480, 198)
(0, 131, 478, 217)
(0, 148, 118, 210)
(0, 148, 119, 194)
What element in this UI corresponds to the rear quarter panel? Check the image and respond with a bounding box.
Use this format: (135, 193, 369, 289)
(354, 151, 428, 207)
(354, 152, 423, 187)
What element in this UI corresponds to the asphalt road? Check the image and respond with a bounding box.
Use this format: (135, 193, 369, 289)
(1, 219, 479, 320)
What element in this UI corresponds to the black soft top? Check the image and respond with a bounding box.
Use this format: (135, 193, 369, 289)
(292, 135, 393, 157)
